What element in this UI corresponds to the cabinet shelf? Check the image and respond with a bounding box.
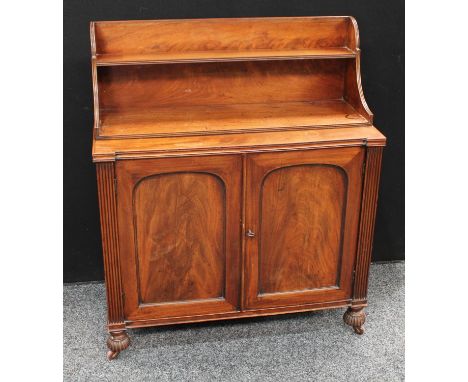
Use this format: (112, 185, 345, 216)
(95, 48, 356, 66)
(92, 16, 374, 149)
(97, 100, 369, 139)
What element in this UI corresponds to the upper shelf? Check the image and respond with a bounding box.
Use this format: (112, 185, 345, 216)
(91, 16, 360, 66)
(95, 47, 356, 66)
(91, 16, 374, 149)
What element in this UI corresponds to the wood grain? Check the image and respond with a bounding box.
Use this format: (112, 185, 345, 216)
(93, 126, 385, 162)
(99, 100, 368, 139)
(93, 17, 354, 59)
(97, 59, 346, 110)
(96, 162, 125, 330)
(134, 172, 225, 304)
(353, 147, 384, 303)
(344, 51, 374, 123)
(96, 48, 355, 66)
(244, 147, 364, 309)
(259, 165, 346, 294)
(116, 155, 242, 321)
(91, 16, 374, 147)
(125, 299, 351, 328)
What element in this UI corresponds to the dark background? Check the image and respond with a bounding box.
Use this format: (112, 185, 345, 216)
(64, 0, 404, 283)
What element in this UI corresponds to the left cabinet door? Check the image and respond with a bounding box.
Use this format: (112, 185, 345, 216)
(116, 155, 242, 322)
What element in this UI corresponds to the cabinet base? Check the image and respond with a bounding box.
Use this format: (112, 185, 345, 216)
(125, 300, 353, 329)
(343, 307, 366, 334)
(105, 304, 368, 357)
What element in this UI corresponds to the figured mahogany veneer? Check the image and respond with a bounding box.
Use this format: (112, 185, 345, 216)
(134, 172, 226, 304)
(92, 17, 358, 65)
(244, 147, 364, 310)
(259, 165, 346, 294)
(91, 16, 386, 359)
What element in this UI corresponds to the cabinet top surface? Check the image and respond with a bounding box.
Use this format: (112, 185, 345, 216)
(90, 16, 385, 160)
(92, 126, 386, 162)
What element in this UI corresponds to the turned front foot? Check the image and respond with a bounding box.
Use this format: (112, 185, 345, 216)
(343, 307, 366, 335)
(107, 350, 119, 360)
(106, 330, 130, 360)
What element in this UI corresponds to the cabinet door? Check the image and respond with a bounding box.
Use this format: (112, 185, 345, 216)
(116, 155, 242, 321)
(244, 147, 364, 309)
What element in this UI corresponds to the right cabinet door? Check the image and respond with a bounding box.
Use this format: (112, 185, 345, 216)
(244, 147, 364, 309)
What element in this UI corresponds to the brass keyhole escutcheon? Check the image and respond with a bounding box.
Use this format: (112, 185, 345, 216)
(246, 229, 256, 238)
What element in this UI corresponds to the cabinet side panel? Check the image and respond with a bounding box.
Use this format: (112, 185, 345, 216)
(134, 172, 226, 304)
(344, 55, 373, 123)
(259, 165, 347, 294)
(96, 162, 124, 327)
(353, 147, 384, 302)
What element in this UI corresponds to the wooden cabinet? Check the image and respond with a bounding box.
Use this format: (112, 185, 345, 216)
(91, 17, 386, 359)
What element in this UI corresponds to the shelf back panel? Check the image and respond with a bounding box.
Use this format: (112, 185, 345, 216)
(93, 17, 354, 59)
(98, 60, 346, 111)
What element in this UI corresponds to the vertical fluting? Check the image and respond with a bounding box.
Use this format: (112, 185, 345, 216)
(353, 147, 383, 301)
(96, 162, 124, 325)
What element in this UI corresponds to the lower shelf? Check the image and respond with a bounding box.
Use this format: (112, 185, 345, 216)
(98, 100, 369, 139)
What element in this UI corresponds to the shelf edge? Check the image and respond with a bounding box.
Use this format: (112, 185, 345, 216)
(96, 52, 357, 66)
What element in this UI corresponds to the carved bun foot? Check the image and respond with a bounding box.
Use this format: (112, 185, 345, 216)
(107, 350, 119, 360)
(343, 307, 366, 335)
(106, 330, 130, 360)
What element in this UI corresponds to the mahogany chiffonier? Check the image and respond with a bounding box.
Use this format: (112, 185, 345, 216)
(90, 16, 386, 359)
